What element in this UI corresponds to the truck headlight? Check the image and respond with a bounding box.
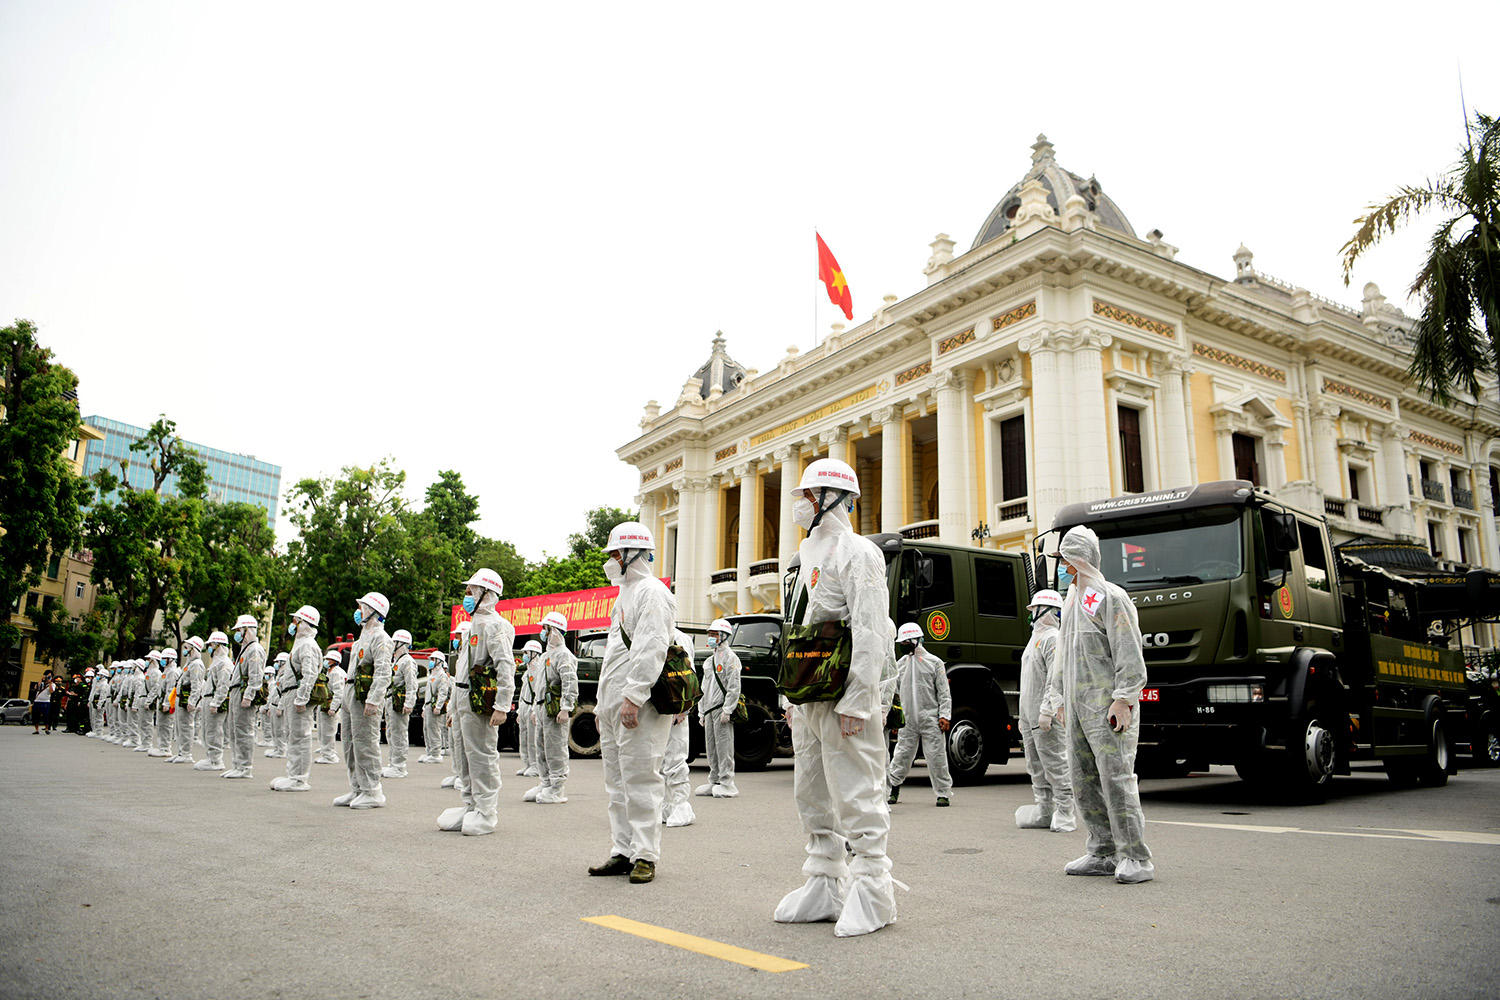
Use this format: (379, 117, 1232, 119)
(1207, 684, 1265, 704)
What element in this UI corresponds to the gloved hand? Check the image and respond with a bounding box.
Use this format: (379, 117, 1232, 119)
(240, 699, 253, 710)
(839, 714, 865, 738)
(556, 711, 569, 725)
(403, 707, 412, 716)
(620, 698, 640, 729)
(363, 703, 379, 717)
(721, 710, 734, 725)
(673, 712, 687, 725)
(296, 704, 306, 714)
(489, 709, 507, 728)
(1108, 699, 1133, 733)
(275, 707, 283, 717)
(1038, 712, 1052, 733)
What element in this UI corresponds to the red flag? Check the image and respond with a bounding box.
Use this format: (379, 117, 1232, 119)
(816, 233, 853, 320)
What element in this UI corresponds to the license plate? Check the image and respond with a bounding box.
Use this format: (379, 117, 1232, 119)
(1140, 688, 1160, 702)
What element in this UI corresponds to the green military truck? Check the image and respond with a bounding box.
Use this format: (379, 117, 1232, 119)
(781, 533, 1035, 784)
(1039, 480, 1476, 801)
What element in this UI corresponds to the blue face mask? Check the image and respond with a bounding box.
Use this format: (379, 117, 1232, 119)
(462, 595, 477, 614)
(707, 636, 719, 648)
(1057, 566, 1074, 593)
(450, 638, 459, 651)
(286, 624, 297, 636)
(353, 610, 363, 627)
(233, 631, 244, 644)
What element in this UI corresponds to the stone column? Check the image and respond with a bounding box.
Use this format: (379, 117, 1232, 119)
(1022, 331, 1066, 532)
(876, 405, 903, 534)
(1153, 353, 1191, 488)
(776, 446, 799, 574)
(637, 491, 659, 556)
(933, 368, 970, 544)
(734, 464, 757, 612)
(1311, 401, 1341, 497)
(1072, 330, 1113, 503)
(672, 477, 699, 617)
(701, 472, 721, 576)
(1265, 428, 1289, 490)
(856, 458, 875, 534)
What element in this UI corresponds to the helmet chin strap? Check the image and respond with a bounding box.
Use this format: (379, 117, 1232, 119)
(808, 487, 848, 531)
(620, 549, 647, 575)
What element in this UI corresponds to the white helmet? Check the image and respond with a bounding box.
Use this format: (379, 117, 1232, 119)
(522, 639, 543, 655)
(603, 522, 655, 553)
(1027, 589, 1064, 611)
(453, 620, 472, 635)
(186, 635, 205, 652)
(463, 569, 504, 598)
(792, 457, 861, 498)
(539, 611, 568, 633)
(234, 613, 259, 631)
(207, 631, 229, 646)
(392, 629, 413, 646)
(85, 667, 96, 676)
(324, 648, 341, 663)
(427, 650, 446, 665)
(357, 592, 390, 618)
(291, 605, 321, 628)
(275, 651, 290, 663)
(161, 648, 178, 660)
(897, 622, 925, 644)
(709, 618, 733, 637)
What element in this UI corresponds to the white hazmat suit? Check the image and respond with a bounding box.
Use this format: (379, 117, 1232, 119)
(335, 613, 393, 809)
(537, 629, 578, 803)
(383, 645, 418, 778)
(273, 627, 321, 791)
(886, 639, 953, 802)
(438, 589, 516, 836)
(1017, 605, 1074, 831)
(696, 636, 741, 798)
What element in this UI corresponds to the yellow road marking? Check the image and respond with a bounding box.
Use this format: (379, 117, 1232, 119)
(581, 915, 808, 973)
(1153, 820, 1500, 846)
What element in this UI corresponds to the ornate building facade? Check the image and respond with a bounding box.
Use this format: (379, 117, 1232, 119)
(617, 136, 1500, 644)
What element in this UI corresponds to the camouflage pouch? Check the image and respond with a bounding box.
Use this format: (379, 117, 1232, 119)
(468, 664, 498, 716)
(545, 682, 564, 719)
(649, 645, 701, 715)
(354, 663, 374, 701)
(778, 620, 852, 705)
(309, 668, 331, 711)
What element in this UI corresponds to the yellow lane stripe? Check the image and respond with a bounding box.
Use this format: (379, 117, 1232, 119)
(1153, 820, 1500, 846)
(581, 915, 809, 973)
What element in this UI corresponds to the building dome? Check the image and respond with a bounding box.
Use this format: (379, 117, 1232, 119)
(971, 134, 1136, 250)
(688, 333, 748, 399)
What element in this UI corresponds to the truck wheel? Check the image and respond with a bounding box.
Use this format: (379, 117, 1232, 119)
(1282, 717, 1334, 802)
(1416, 715, 1451, 788)
(733, 704, 776, 772)
(1479, 723, 1500, 768)
(945, 708, 988, 786)
(568, 703, 601, 759)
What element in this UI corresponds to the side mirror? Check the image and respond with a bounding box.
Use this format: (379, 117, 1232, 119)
(1270, 513, 1299, 554)
(915, 556, 935, 591)
(1033, 555, 1048, 591)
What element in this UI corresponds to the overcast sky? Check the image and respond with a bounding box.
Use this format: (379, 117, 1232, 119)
(3, 1, 1495, 559)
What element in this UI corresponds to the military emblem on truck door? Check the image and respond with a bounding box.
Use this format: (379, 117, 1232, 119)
(1277, 586, 1294, 618)
(926, 611, 950, 640)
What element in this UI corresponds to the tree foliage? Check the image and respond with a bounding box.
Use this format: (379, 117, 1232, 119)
(567, 505, 638, 557)
(1342, 111, 1500, 404)
(0, 319, 86, 651)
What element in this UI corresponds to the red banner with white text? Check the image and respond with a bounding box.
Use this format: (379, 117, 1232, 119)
(450, 578, 672, 635)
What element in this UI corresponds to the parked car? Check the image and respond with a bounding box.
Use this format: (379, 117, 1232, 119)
(0, 698, 32, 723)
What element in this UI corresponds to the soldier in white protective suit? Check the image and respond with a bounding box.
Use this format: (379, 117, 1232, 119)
(172, 637, 206, 764)
(419, 651, 450, 764)
(1015, 590, 1075, 832)
(272, 606, 323, 792)
(695, 618, 741, 799)
(224, 614, 265, 779)
(194, 635, 232, 771)
(886, 622, 953, 806)
(382, 629, 419, 779)
(660, 629, 696, 829)
(535, 612, 578, 804)
(334, 593, 394, 810)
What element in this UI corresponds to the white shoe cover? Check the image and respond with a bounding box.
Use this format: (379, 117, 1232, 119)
(515, 766, 528, 775)
(1115, 858, 1154, 884)
(834, 873, 899, 938)
(522, 765, 539, 777)
(1065, 853, 1117, 876)
(693, 782, 716, 797)
(461, 810, 495, 836)
(523, 784, 543, 802)
(221, 769, 244, 779)
(774, 875, 847, 923)
(437, 806, 470, 831)
(148, 749, 169, 757)
(536, 786, 567, 804)
(1015, 804, 1052, 829)
(349, 791, 386, 809)
(440, 775, 456, 788)
(133, 746, 150, 752)
(381, 766, 406, 779)
(333, 791, 358, 807)
(192, 759, 217, 771)
(315, 755, 339, 764)
(664, 802, 695, 827)
(712, 782, 739, 798)
(1050, 808, 1077, 833)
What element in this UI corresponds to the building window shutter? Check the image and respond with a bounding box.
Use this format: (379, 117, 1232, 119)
(1118, 406, 1144, 494)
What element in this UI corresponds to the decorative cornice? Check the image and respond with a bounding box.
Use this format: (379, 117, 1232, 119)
(1093, 298, 1175, 339)
(896, 361, 932, 387)
(714, 443, 738, 462)
(663, 457, 684, 475)
(639, 468, 658, 483)
(1191, 341, 1287, 383)
(1409, 430, 1462, 456)
(938, 327, 976, 355)
(990, 299, 1037, 334)
(1321, 378, 1392, 412)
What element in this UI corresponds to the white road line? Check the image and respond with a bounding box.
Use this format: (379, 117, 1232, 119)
(1151, 820, 1500, 846)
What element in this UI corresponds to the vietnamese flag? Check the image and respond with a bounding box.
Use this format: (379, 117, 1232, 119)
(816, 233, 853, 320)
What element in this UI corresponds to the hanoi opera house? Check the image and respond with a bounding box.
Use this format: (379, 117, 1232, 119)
(616, 136, 1500, 646)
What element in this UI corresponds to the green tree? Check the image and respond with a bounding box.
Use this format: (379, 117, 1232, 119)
(517, 548, 611, 598)
(0, 320, 87, 658)
(425, 470, 481, 562)
(567, 505, 638, 557)
(1342, 111, 1500, 404)
(472, 536, 529, 600)
(178, 500, 277, 644)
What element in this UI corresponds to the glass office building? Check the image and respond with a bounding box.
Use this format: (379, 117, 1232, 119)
(82, 416, 282, 529)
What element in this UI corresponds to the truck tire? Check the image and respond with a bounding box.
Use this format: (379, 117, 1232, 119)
(1415, 712, 1451, 788)
(945, 707, 989, 786)
(1281, 716, 1335, 803)
(1477, 719, 1500, 768)
(733, 703, 776, 772)
(568, 703, 601, 759)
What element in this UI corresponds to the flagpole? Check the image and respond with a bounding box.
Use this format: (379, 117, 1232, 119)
(812, 228, 819, 350)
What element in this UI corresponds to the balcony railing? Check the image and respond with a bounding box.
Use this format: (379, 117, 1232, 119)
(710, 568, 738, 586)
(1356, 505, 1385, 525)
(1323, 498, 1347, 519)
(995, 496, 1030, 523)
(899, 520, 940, 540)
(1453, 486, 1474, 510)
(1407, 473, 1414, 496)
(748, 559, 779, 578)
(1421, 479, 1446, 503)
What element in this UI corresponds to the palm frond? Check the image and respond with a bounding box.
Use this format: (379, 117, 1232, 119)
(1341, 180, 1459, 284)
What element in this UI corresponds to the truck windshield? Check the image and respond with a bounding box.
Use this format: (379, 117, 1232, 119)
(576, 635, 608, 658)
(731, 621, 781, 649)
(1088, 506, 1243, 591)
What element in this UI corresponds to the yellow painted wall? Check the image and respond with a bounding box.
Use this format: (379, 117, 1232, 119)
(1276, 398, 1303, 482)
(920, 440, 939, 520)
(1190, 370, 1220, 480)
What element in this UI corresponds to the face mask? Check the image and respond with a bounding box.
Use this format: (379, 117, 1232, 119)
(707, 635, 718, 648)
(792, 497, 817, 530)
(353, 610, 363, 627)
(450, 638, 459, 651)
(1057, 566, 1074, 593)
(233, 631, 243, 644)
(461, 595, 477, 614)
(603, 559, 623, 585)
(287, 624, 297, 636)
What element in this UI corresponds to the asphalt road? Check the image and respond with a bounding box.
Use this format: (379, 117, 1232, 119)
(2, 726, 1498, 1000)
